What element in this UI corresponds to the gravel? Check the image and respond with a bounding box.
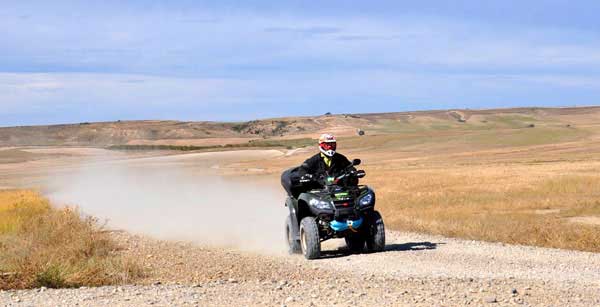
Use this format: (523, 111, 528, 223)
(2, 230, 599, 306)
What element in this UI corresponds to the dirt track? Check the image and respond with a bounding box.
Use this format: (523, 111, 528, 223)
(2, 230, 599, 306)
(1, 148, 600, 306)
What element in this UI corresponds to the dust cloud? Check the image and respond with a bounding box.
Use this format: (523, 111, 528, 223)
(47, 160, 289, 254)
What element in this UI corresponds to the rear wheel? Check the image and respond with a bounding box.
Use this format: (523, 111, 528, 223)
(366, 211, 385, 253)
(345, 233, 365, 253)
(285, 215, 301, 254)
(300, 217, 321, 259)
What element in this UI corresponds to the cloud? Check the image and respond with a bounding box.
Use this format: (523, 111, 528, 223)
(2, 8, 599, 76)
(1, 2, 600, 125)
(509, 74, 600, 89)
(0, 73, 253, 112)
(2, 69, 600, 126)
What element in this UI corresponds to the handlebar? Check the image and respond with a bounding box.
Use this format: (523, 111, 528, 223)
(296, 158, 365, 186)
(299, 169, 366, 186)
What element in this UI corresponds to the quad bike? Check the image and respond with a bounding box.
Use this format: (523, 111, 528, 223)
(281, 159, 385, 259)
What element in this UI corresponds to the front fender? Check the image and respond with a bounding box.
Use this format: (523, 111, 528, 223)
(357, 186, 376, 211)
(299, 192, 334, 216)
(285, 197, 300, 240)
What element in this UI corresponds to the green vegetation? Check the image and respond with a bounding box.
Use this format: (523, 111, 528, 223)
(483, 114, 539, 128)
(231, 121, 254, 133)
(230, 120, 292, 136)
(249, 137, 312, 149)
(373, 113, 553, 135)
(271, 121, 290, 135)
(107, 138, 314, 151)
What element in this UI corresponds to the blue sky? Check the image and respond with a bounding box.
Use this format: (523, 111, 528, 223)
(1, 1, 600, 126)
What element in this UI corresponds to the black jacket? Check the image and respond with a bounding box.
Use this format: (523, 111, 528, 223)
(298, 153, 353, 178)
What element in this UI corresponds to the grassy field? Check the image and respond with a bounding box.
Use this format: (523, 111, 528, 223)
(0, 190, 143, 289)
(232, 110, 600, 252)
(358, 119, 600, 252)
(99, 109, 600, 252)
(368, 164, 600, 252)
(2, 107, 600, 254)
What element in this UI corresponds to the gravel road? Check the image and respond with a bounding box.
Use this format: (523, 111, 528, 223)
(2, 230, 599, 306)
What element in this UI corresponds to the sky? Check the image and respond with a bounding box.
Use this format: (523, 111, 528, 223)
(1, 0, 600, 126)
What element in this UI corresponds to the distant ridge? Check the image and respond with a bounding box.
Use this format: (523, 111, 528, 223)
(1, 106, 599, 146)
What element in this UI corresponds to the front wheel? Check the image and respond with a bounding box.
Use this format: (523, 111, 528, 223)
(285, 215, 301, 254)
(366, 211, 385, 253)
(300, 217, 321, 259)
(345, 233, 365, 253)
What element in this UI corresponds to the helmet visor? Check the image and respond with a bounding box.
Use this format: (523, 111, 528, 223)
(320, 142, 336, 151)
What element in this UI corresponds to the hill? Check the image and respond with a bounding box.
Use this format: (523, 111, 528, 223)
(1, 106, 599, 146)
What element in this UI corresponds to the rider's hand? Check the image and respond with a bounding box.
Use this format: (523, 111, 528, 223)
(299, 173, 314, 183)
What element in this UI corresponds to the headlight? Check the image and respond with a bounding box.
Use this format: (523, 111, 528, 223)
(359, 192, 374, 206)
(309, 199, 333, 210)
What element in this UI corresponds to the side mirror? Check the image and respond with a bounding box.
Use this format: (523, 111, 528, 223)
(352, 159, 361, 166)
(356, 170, 366, 178)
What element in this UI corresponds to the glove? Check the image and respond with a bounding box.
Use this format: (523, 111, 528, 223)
(299, 174, 314, 183)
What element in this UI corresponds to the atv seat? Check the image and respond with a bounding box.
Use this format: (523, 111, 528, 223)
(281, 167, 303, 198)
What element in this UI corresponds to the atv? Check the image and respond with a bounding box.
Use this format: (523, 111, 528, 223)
(281, 159, 385, 259)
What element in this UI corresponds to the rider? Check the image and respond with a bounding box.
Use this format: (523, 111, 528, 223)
(298, 133, 353, 180)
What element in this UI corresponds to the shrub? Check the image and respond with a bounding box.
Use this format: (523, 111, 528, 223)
(0, 190, 144, 289)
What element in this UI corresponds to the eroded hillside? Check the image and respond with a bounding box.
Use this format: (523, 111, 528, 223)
(1, 106, 599, 146)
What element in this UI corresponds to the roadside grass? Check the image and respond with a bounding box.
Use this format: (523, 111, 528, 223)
(0, 190, 144, 289)
(243, 115, 600, 254)
(247, 131, 600, 253)
(369, 165, 600, 252)
(0, 190, 50, 234)
(306, 119, 600, 252)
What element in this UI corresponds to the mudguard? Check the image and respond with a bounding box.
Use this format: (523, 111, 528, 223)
(285, 197, 300, 240)
(357, 187, 376, 211)
(298, 192, 335, 216)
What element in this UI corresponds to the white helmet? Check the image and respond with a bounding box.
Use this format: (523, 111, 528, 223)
(318, 133, 337, 157)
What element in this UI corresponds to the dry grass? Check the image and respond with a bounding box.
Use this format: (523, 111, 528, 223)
(4, 107, 600, 257)
(368, 163, 600, 252)
(0, 190, 144, 289)
(334, 114, 600, 252)
(238, 112, 600, 253)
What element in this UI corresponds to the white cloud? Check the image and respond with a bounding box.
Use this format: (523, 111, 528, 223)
(2, 10, 600, 74)
(1, 5, 600, 125)
(0, 73, 258, 113)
